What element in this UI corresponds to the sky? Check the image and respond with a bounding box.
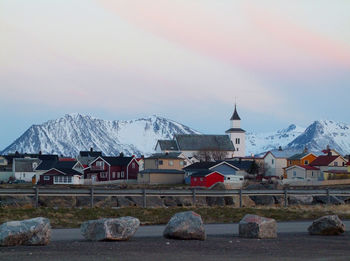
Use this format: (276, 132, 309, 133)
(1, 0, 350, 150)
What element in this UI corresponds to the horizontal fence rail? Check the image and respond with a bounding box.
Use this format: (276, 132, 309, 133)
(1, 188, 350, 208)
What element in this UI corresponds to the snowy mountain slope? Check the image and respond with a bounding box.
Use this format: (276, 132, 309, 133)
(246, 124, 306, 156)
(1, 114, 201, 157)
(287, 120, 350, 155)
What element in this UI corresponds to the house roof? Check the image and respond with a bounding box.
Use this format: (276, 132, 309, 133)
(225, 160, 254, 171)
(310, 155, 339, 166)
(79, 151, 102, 157)
(36, 160, 78, 171)
(43, 168, 82, 176)
(13, 158, 41, 172)
(100, 156, 134, 166)
(183, 161, 221, 171)
(36, 160, 57, 170)
(264, 150, 296, 159)
(225, 128, 246, 133)
(288, 152, 311, 160)
(147, 152, 182, 159)
(191, 170, 223, 177)
(230, 105, 241, 120)
(156, 140, 179, 151)
(139, 169, 185, 174)
(324, 170, 350, 175)
(175, 134, 235, 151)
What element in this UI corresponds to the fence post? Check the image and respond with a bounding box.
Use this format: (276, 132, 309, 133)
(143, 188, 147, 208)
(35, 186, 39, 208)
(284, 188, 288, 208)
(327, 188, 330, 205)
(192, 189, 196, 206)
(90, 187, 94, 208)
(239, 189, 242, 208)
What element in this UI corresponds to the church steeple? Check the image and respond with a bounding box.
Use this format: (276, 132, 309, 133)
(230, 104, 241, 121)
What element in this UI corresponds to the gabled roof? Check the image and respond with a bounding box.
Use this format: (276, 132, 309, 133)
(286, 165, 319, 171)
(79, 151, 102, 157)
(225, 160, 254, 171)
(230, 105, 241, 120)
(310, 155, 339, 166)
(96, 156, 135, 167)
(287, 152, 313, 160)
(147, 152, 182, 159)
(183, 161, 240, 171)
(156, 140, 179, 151)
(43, 168, 82, 176)
(191, 170, 224, 178)
(264, 150, 296, 159)
(175, 134, 235, 151)
(36, 160, 78, 171)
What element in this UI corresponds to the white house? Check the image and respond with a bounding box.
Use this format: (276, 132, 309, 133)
(13, 158, 41, 182)
(263, 150, 295, 177)
(285, 165, 320, 180)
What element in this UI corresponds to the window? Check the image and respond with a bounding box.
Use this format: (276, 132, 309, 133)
(304, 160, 309, 165)
(100, 172, 107, 178)
(343, 162, 345, 166)
(194, 178, 197, 181)
(271, 159, 274, 165)
(54, 176, 58, 183)
(159, 160, 163, 165)
(293, 171, 296, 177)
(180, 161, 184, 166)
(32, 162, 38, 169)
(289, 160, 292, 165)
(132, 163, 136, 169)
(96, 161, 104, 168)
(200, 178, 203, 181)
(68, 176, 72, 183)
(334, 162, 338, 166)
(235, 138, 240, 144)
(236, 148, 239, 151)
(117, 172, 120, 178)
(44, 176, 50, 181)
(112, 172, 116, 179)
(312, 171, 314, 177)
(169, 160, 174, 166)
(121, 171, 124, 178)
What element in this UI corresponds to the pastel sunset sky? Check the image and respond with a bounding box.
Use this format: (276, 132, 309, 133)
(1, 0, 350, 149)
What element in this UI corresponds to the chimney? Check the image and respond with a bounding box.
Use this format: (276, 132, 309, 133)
(39, 150, 42, 155)
(278, 146, 283, 151)
(141, 155, 144, 159)
(303, 146, 308, 153)
(90, 147, 93, 152)
(328, 151, 332, 157)
(119, 152, 124, 157)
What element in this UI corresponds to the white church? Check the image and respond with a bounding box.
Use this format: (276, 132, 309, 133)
(225, 104, 246, 157)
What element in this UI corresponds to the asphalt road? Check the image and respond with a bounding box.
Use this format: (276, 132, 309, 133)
(1, 222, 350, 261)
(51, 220, 350, 241)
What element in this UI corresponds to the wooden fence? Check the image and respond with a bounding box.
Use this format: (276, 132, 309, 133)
(1, 188, 350, 208)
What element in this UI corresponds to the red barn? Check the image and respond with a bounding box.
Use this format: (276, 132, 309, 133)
(191, 171, 224, 188)
(85, 154, 139, 183)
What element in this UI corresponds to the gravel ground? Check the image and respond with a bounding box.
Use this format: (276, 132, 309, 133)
(1, 232, 350, 261)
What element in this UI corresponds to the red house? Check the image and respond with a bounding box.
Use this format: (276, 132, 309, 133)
(190, 171, 225, 188)
(85, 154, 139, 183)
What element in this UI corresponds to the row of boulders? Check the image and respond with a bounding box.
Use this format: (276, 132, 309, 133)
(2, 194, 349, 208)
(0, 212, 346, 246)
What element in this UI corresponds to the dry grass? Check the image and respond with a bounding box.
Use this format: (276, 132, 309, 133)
(1, 205, 350, 228)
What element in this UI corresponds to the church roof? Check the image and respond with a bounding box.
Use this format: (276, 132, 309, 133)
(230, 105, 241, 120)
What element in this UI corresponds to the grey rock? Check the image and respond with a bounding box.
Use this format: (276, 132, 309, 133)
(239, 214, 277, 239)
(289, 195, 314, 205)
(313, 196, 344, 205)
(0, 217, 51, 246)
(163, 211, 206, 240)
(163, 196, 178, 207)
(125, 196, 143, 207)
(206, 197, 225, 206)
(146, 197, 164, 208)
(249, 195, 275, 206)
(81, 216, 140, 241)
(117, 197, 135, 207)
(224, 196, 235, 206)
(308, 215, 345, 235)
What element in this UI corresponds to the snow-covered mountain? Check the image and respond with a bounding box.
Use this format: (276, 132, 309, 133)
(246, 124, 305, 156)
(247, 120, 350, 156)
(1, 114, 200, 157)
(2, 115, 350, 157)
(286, 120, 350, 155)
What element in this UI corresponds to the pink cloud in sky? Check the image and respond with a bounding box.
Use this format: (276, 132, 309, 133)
(97, 0, 350, 77)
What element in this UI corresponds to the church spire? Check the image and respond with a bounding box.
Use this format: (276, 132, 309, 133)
(230, 104, 241, 121)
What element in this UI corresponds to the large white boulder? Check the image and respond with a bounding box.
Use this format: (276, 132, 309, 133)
(163, 211, 206, 240)
(308, 215, 345, 235)
(239, 214, 277, 239)
(81, 216, 140, 241)
(0, 217, 51, 246)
